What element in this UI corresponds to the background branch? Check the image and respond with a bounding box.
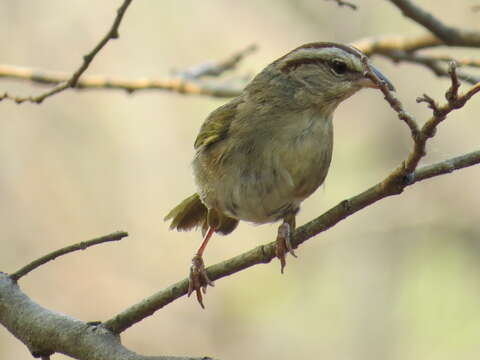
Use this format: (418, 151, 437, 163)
(174, 44, 257, 79)
(0, 0, 132, 104)
(10, 231, 129, 281)
(376, 51, 480, 85)
(0, 43, 258, 98)
(324, 0, 357, 10)
(388, 0, 480, 46)
(0, 65, 244, 98)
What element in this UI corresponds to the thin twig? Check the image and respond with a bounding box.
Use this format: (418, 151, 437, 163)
(174, 44, 257, 79)
(324, 0, 357, 10)
(364, 59, 480, 180)
(445, 61, 461, 102)
(378, 51, 480, 85)
(425, 55, 480, 68)
(10, 231, 129, 281)
(1, 0, 133, 104)
(361, 56, 420, 138)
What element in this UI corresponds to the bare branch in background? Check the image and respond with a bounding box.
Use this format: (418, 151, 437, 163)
(174, 44, 257, 79)
(389, 0, 480, 46)
(9, 231, 129, 281)
(376, 51, 480, 85)
(324, 0, 357, 10)
(0, 65, 245, 98)
(353, 34, 443, 55)
(0, 44, 258, 99)
(0, 0, 133, 104)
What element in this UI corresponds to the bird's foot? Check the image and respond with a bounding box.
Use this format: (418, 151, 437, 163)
(188, 254, 214, 309)
(275, 222, 297, 274)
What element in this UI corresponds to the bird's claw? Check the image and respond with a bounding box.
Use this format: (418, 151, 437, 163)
(188, 254, 214, 309)
(275, 222, 297, 274)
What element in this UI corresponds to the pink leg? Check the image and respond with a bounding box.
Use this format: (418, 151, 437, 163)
(275, 213, 297, 274)
(188, 226, 216, 308)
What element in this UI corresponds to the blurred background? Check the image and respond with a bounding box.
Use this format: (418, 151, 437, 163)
(1, 1, 479, 359)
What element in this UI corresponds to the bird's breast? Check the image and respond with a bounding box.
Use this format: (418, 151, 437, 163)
(194, 112, 334, 224)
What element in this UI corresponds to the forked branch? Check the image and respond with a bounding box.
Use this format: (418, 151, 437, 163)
(0, 0, 133, 104)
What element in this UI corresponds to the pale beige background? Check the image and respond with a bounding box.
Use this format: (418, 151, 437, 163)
(1, 1, 480, 359)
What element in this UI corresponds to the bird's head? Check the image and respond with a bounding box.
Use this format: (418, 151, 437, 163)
(266, 42, 394, 113)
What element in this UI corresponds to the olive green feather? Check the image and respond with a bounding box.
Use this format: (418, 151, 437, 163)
(194, 98, 241, 150)
(164, 193, 239, 235)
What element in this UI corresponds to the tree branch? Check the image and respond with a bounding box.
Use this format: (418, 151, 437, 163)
(0, 0, 133, 104)
(9, 231, 129, 282)
(376, 51, 480, 85)
(0, 44, 257, 99)
(324, 0, 357, 10)
(0, 273, 215, 360)
(174, 44, 257, 79)
(353, 34, 443, 55)
(364, 60, 480, 177)
(0, 65, 244, 98)
(103, 148, 480, 334)
(388, 0, 480, 46)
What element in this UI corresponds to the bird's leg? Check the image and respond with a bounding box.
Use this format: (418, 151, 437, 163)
(275, 212, 297, 274)
(188, 226, 215, 308)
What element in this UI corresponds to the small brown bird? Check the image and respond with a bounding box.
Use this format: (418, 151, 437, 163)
(165, 42, 394, 307)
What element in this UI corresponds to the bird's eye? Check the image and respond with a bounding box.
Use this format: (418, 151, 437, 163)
(330, 60, 348, 75)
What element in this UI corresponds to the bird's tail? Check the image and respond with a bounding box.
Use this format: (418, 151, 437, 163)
(164, 193, 238, 235)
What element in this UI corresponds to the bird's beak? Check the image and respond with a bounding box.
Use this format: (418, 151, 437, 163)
(357, 65, 395, 92)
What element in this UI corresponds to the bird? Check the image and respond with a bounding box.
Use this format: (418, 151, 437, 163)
(165, 42, 394, 307)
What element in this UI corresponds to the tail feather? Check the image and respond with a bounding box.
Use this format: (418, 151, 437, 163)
(164, 193, 207, 231)
(164, 193, 239, 235)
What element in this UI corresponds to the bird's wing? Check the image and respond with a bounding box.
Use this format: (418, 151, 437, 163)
(194, 97, 242, 150)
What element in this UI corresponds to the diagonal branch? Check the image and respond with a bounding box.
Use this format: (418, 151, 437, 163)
(103, 149, 480, 334)
(388, 0, 480, 46)
(10, 231, 129, 281)
(0, 0, 133, 104)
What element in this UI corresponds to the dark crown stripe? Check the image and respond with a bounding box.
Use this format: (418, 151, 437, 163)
(274, 42, 364, 73)
(281, 58, 328, 73)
